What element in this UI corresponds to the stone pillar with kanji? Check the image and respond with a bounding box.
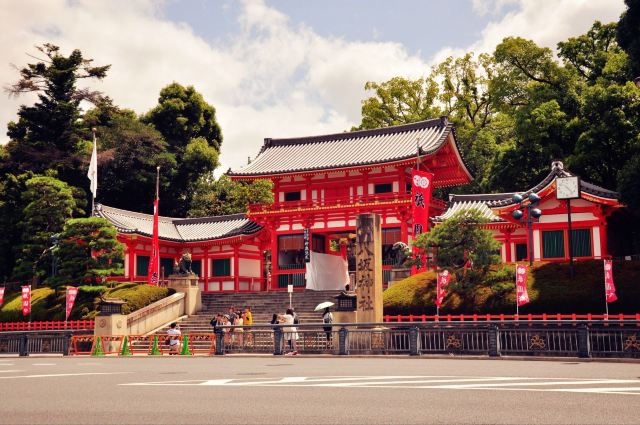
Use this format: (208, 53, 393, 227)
(355, 213, 383, 323)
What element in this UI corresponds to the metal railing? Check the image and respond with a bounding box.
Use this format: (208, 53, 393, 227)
(0, 331, 90, 356)
(0, 320, 95, 332)
(384, 313, 640, 324)
(16, 321, 638, 359)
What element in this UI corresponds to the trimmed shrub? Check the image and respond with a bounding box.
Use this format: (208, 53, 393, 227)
(383, 260, 640, 315)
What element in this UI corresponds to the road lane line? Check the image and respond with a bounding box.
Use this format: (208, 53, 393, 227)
(32, 363, 56, 366)
(423, 379, 638, 389)
(0, 372, 133, 379)
(0, 370, 23, 373)
(312, 377, 535, 387)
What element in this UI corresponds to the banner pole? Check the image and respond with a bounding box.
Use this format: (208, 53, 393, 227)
(515, 264, 519, 317)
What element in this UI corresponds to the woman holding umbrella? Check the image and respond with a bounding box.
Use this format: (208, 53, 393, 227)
(315, 301, 334, 347)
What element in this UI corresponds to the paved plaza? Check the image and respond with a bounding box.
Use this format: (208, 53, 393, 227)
(0, 356, 638, 424)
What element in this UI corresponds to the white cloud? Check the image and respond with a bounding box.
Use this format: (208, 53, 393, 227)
(0, 0, 627, 178)
(445, 0, 625, 60)
(0, 0, 431, 175)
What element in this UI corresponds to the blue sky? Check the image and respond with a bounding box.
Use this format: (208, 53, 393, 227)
(1, 0, 626, 173)
(163, 0, 514, 58)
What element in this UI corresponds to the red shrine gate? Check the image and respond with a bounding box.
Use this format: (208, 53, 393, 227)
(229, 117, 472, 290)
(99, 119, 623, 293)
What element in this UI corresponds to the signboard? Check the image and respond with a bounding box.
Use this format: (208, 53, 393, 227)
(21, 285, 31, 317)
(435, 270, 451, 308)
(303, 228, 310, 263)
(516, 265, 530, 307)
(0, 287, 4, 306)
(604, 260, 617, 303)
(287, 284, 293, 293)
(411, 169, 434, 272)
(65, 287, 79, 321)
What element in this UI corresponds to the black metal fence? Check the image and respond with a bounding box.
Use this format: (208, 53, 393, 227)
(213, 321, 640, 359)
(2, 323, 639, 359)
(0, 331, 88, 356)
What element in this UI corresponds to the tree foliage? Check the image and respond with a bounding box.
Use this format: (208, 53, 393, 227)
(616, 0, 640, 78)
(143, 83, 223, 216)
(355, 19, 640, 233)
(3, 44, 109, 193)
(188, 175, 273, 217)
(412, 209, 501, 285)
(50, 217, 124, 286)
(12, 175, 78, 284)
(81, 100, 177, 211)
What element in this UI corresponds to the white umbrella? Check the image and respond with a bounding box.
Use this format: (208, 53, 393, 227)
(314, 301, 335, 311)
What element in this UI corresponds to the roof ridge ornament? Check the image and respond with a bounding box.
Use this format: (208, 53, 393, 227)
(551, 160, 564, 171)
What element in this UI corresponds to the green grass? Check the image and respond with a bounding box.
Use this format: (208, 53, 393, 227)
(383, 260, 640, 315)
(0, 283, 174, 322)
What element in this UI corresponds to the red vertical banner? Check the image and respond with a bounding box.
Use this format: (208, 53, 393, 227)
(65, 287, 79, 321)
(435, 270, 451, 308)
(411, 169, 434, 273)
(147, 198, 160, 285)
(604, 260, 617, 303)
(515, 265, 530, 307)
(0, 287, 4, 306)
(21, 285, 31, 317)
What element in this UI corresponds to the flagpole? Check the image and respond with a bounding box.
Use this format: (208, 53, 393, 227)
(90, 128, 97, 214)
(515, 264, 519, 317)
(604, 273, 609, 317)
(156, 166, 160, 281)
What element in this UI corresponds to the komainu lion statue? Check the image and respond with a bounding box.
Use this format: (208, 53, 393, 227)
(177, 252, 193, 275)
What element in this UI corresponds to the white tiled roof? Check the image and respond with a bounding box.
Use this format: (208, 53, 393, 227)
(96, 204, 262, 242)
(432, 200, 505, 223)
(229, 118, 469, 176)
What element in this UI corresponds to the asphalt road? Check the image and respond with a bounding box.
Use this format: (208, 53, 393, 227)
(0, 356, 639, 424)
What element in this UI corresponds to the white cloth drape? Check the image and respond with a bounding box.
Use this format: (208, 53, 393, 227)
(305, 251, 349, 290)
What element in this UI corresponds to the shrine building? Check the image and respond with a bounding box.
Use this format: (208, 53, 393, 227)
(432, 161, 622, 263)
(97, 118, 624, 292)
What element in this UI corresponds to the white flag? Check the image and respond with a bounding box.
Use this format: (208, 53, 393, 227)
(87, 132, 98, 198)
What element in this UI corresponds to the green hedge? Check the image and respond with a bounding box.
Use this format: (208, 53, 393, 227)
(0, 283, 174, 322)
(383, 260, 640, 315)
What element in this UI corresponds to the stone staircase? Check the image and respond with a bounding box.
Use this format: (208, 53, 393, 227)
(155, 290, 341, 335)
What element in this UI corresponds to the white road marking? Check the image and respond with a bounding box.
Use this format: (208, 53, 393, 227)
(0, 372, 133, 379)
(32, 363, 56, 366)
(422, 379, 638, 389)
(0, 370, 23, 373)
(312, 377, 535, 387)
(120, 375, 640, 396)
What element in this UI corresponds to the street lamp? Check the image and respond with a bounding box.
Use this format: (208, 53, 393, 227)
(512, 193, 543, 266)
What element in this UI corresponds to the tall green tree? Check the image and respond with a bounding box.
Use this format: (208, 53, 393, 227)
(413, 209, 500, 285)
(81, 100, 177, 212)
(354, 77, 440, 130)
(3, 44, 110, 194)
(0, 172, 33, 281)
(617, 0, 640, 78)
(50, 217, 124, 286)
(13, 175, 78, 284)
(188, 175, 273, 217)
(143, 83, 223, 216)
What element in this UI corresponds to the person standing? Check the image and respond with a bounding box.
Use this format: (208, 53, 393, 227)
(280, 308, 298, 355)
(167, 322, 181, 355)
(244, 307, 253, 345)
(322, 308, 333, 346)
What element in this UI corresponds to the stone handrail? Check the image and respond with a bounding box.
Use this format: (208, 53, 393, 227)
(126, 293, 185, 335)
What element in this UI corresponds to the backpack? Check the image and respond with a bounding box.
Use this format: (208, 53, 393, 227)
(323, 313, 333, 324)
(293, 313, 300, 325)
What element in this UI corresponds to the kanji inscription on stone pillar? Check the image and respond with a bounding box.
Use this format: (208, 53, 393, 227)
(355, 213, 383, 323)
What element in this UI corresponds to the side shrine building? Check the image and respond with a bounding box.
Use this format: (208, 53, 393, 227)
(97, 118, 624, 293)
